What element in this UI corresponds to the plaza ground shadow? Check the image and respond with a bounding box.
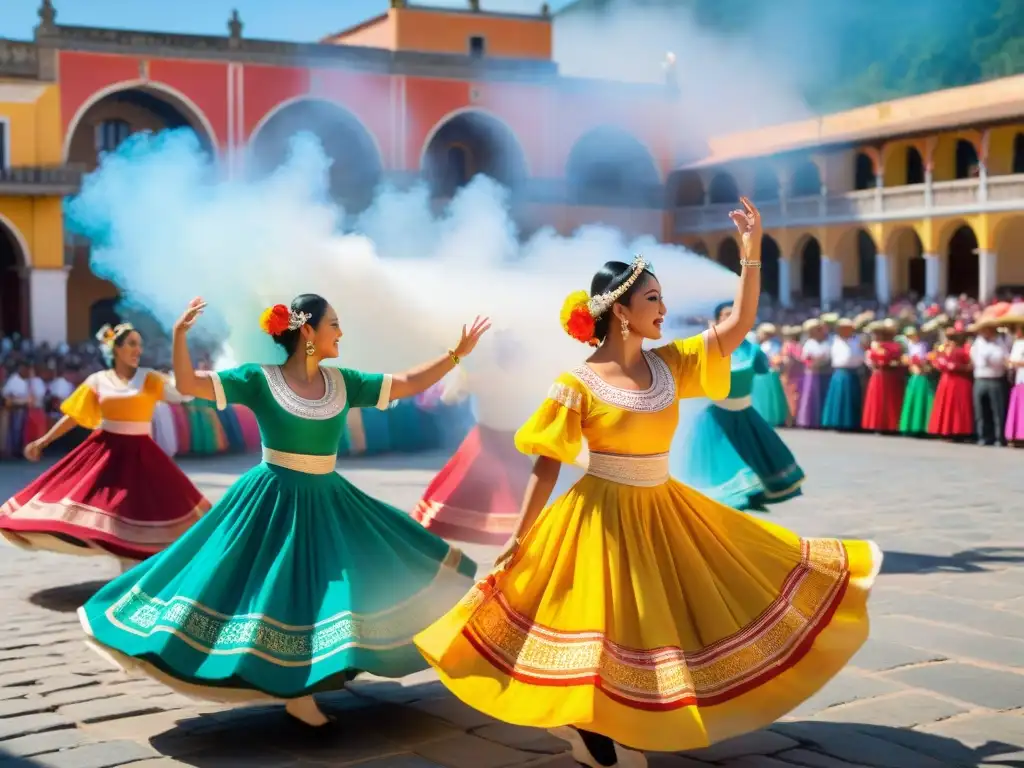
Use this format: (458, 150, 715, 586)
(880, 547, 1024, 575)
(28, 580, 107, 613)
(144, 680, 1024, 768)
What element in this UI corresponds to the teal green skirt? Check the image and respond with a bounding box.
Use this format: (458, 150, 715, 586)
(79, 462, 477, 702)
(821, 369, 863, 431)
(751, 371, 790, 427)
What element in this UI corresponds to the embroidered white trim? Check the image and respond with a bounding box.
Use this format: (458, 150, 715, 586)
(547, 382, 583, 413)
(199, 371, 227, 411)
(712, 395, 752, 411)
(570, 350, 675, 413)
(262, 447, 337, 474)
(261, 365, 345, 421)
(100, 420, 152, 436)
(587, 451, 669, 487)
(376, 374, 393, 410)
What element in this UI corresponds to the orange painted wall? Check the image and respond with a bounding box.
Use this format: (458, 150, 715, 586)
(395, 10, 551, 59)
(323, 14, 396, 49)
(59, 51, 230, 153)
(403, 77, 550, 174)
(241, 66, 395, 165)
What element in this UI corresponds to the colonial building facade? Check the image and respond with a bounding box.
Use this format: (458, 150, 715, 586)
(669, 75, 1024, 308)
(2, 0, 678, 343)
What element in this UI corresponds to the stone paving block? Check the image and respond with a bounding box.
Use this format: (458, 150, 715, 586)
(410, 696, 498, 730)
(0, 727, 87, 758)
(919, 712, 1024, 764)
(806, 691, 971, 728)
(472, 723, 566, 754)
(870, 615, 1024, 667)
(0, 712, 72, 740)
(0, 696, 53, 717)
(786, 670, 906, 717)
(647, 755, 714, 767)
(168, 745, 295, 768)
(415, 734, 534, 768)
(43, 684, 121, 708)
(681, 730, 798, 762)
(775, 748, 873, 767)
(0, 656, 69, 674)
(349, 757, 445, 768)
(770, 723, 952, 768)
(58, 695, 165, 724)
(30, 740, 158, 768)
(117, 761, 195, 768)
(885, 661, 1024, 710)
(848, 640, 946, 672)
(78, 709, 194, 743)
(873, 591, 1024, 637)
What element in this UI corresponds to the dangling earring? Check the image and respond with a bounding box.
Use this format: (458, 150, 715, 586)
(305, 340, 315, 357)
(620, 316, 630, 341)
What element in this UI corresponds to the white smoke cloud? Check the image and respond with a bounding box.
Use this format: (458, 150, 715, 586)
(66, 128, 737, 416)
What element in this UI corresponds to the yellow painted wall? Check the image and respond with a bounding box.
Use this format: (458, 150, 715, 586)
(0, 80, 63, 165)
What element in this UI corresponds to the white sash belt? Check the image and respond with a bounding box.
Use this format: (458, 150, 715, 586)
(262, 447, 337, 475)
(586, 451, 669, 488)
(712, 395, 752, 412)
(100, 420, 152, 436)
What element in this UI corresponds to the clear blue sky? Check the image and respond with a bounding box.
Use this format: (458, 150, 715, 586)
(2, 0, 573, 42)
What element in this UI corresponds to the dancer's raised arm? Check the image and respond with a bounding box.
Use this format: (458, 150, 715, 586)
(387, 316, 491, 402)
(171, 297, 215, 402)
(711, 197, 762, 356)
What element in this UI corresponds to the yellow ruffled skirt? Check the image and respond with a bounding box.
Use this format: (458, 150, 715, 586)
(414, 475, 881, 753)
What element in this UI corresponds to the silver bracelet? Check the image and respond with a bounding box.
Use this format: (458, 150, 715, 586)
(740, 259, 762, 268)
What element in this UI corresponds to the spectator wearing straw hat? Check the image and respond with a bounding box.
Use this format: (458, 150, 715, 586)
(969, 315, 1009, 446)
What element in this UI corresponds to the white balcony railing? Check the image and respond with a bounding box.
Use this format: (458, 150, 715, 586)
(674, 173, 1024, 234)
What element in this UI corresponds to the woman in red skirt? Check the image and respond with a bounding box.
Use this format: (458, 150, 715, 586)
(927, 322, 974, 440)
(0, 323, 209, 567)
(412, 333, 534, 545)
(861, 319, 907, 433)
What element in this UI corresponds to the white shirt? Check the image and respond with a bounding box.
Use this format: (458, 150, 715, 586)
(28, 377, 47, 406)
(801, 339, 831, 367)
(1010, 339, 1024, 386)
(830, 336, 864, 369)
(48, 377, 75, 403)
(970, 335, 1008, 379)
(1, 373, 28, 402)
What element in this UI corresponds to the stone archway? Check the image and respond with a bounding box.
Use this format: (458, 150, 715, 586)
(717, 238, 741, 275)
(761, 234, 781, 299)
(947, 224, 979, 297)
(566, 126, 661, 207)
(249, 98, 384, 213)
(64, 84, 219, 343)
(797, 236, 822, 299)
(0, 219, 28, 337)
(420, 109, 528, 198)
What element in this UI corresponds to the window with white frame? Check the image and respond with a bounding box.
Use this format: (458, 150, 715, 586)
(95, 119, 132, 155)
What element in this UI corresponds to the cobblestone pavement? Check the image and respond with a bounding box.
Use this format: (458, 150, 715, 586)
(1, 432, 1023, 768)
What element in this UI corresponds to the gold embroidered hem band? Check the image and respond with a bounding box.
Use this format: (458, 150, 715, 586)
(586, 451, 669, 487)
(262, 447, 337, 475)
(712, 395, 752, 412)
(100, 420, 153, 436)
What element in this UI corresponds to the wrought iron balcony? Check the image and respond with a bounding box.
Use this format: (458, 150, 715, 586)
(0, 164, 84, 196)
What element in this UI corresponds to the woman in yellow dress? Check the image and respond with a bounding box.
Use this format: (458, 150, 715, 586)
(415, 198, 882, 767)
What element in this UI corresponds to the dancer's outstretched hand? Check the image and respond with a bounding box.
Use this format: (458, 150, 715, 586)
(729, 196, 762, 247)
(453, 316, 492, 358)
(174, 297, 207, 333)
(23, 439, 43, 462)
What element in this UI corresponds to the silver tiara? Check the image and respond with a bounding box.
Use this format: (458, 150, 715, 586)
(587, 255, 648, 318)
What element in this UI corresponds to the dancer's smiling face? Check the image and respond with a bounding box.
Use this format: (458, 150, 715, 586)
(114, 331, 142, 369)
(302, 304, 344, 360)
(613, 273, 667, 341)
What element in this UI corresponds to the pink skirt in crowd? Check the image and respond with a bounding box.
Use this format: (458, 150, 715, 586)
(1007, 383, 1024, 442)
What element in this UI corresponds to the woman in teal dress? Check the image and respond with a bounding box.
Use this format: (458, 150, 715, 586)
(750, 323, 790, 427)
(79, 294, 489, 728)
(671, 303, 805, 510)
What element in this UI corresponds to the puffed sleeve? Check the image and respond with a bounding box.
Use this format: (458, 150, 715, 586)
(514, 373, 586, 465)
(199, 364, 262, 411)
(60, 374, 102, 430)
(341, 368, 392, 410)
(657, 330, 731, 400)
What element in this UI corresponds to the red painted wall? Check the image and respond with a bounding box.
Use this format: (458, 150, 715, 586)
(59, 51, 230, 153)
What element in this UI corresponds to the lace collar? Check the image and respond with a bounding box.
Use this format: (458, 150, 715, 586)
(260, 365, 346, 420)
(570, 350, 675, 413)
